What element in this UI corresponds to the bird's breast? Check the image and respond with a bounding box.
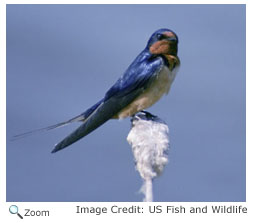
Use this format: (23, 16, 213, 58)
(114, 65, 178, 119)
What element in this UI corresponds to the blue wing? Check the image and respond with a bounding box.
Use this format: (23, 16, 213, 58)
(105, 52, 163, 99)
(52, 50, 164, 153)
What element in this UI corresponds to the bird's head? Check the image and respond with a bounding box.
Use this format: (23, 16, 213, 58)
(146, 28, 179, 56)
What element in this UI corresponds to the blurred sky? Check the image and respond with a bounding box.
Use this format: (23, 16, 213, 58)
(6, 4, 246, 202)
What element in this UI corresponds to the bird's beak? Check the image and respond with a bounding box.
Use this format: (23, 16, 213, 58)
(167, 36, 177, 43)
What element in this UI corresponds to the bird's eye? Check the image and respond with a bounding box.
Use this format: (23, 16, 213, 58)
(157, 33, 165, 40)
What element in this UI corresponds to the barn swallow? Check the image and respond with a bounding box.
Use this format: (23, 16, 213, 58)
(14, 28, 180, 153)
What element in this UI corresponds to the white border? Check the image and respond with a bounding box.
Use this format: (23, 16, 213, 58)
(1, 1, 254, 222)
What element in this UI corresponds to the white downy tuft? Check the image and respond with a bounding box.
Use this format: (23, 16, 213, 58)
(127, 111, 169, 202)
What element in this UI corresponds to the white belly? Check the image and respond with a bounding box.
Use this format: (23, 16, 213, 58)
(115, 66, 178, 119)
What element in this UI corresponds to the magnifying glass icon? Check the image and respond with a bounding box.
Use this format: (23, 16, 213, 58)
(9, 205, 23, 219)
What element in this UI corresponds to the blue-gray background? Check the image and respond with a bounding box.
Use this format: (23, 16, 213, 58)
(7, 4, 246, 202)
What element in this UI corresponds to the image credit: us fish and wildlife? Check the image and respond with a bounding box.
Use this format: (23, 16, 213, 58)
(6, 4, 245, 202)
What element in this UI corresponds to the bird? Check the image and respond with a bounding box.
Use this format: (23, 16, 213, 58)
(13, 28, 180, 153)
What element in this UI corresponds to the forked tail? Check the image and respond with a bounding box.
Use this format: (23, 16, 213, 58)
(11, 99, 104, 141)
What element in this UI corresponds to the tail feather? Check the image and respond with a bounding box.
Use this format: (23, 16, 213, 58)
(52, 97, 122, 153)
(11, 115, 83, 141)
(11, 99, 104, 141)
